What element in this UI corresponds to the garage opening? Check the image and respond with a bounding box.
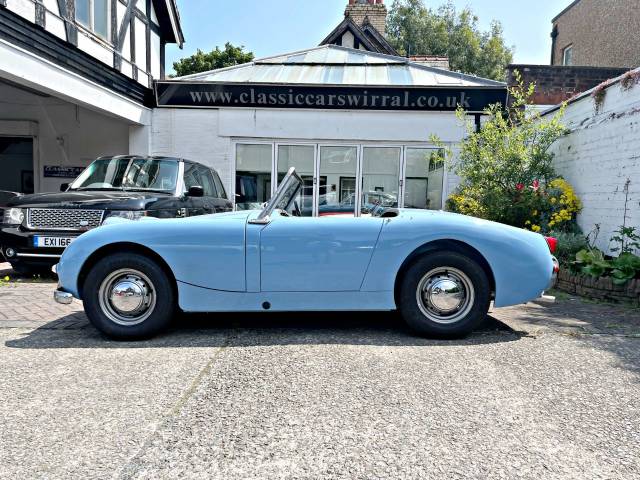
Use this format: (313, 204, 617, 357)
(0, 137, 34, 194)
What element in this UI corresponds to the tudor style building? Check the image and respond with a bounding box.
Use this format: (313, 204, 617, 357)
(0, 0, 183, 193)
(321, 0, 397, 56)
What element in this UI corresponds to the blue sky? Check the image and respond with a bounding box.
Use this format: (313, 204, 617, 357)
(166, 0, 575, 74)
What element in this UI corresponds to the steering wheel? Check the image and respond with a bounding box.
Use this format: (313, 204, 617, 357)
(292, 201, 302, 217)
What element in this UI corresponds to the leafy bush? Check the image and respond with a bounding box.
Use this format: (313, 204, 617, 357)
(610, 226, 640, 254)
(574, 250, 640, 285)
(551, 231, 588, 266)
(445, 72, 581, 233)
(572, 225, 640, 285)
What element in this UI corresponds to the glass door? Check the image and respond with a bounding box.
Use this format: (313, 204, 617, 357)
(404, 148, 444, 210)
(318, 146, 358, 216)
(235, 144, 273, 211)
(361, 147, 402, 215)
(276, 144, 315, 216)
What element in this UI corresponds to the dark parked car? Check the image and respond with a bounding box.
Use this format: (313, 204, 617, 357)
(0, 155, 232, 274)
(0, 191, 21, 205)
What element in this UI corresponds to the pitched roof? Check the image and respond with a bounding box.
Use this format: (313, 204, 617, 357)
(152, 0, 184, 47)
(176, 45, 505, 88)
(319, 16, 398, 56)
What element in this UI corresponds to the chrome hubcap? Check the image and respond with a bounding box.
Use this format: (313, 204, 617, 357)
(98, 269, 156, 326)
(416, 267, 475, 324)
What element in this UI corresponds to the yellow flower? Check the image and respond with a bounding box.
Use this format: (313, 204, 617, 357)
(3, 276, 9, 282)
(532, 210, 538, 216)
(525, 220, 531, 225)
(532, 225, 541, 233)
(550, 198, 557, 204)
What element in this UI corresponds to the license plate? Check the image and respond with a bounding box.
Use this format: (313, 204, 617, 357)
(33, 236, 76, 248)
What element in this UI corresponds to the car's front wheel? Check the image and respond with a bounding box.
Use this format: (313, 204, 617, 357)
(83, 253, 175, 340)
(399, 251, 491, 338)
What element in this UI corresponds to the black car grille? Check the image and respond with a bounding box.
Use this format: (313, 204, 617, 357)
(27, 208, 105, 231)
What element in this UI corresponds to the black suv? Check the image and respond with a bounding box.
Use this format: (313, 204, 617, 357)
(0, 155, 232, 274)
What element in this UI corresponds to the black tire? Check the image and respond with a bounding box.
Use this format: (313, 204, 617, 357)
(399, 251, 491, 338)
(83, 253, 175, 340)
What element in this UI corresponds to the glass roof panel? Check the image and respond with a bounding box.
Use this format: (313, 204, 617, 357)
(343, 66, 366, 85)
(365, 65, 390, 85)
(388, 65, 413, 85)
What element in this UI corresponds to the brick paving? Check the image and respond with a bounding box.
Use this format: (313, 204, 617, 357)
(0, 262, 87, 330)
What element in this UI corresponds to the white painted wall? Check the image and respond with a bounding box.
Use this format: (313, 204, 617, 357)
(545, 77, 640, 254)
(0, 82, 130, 192)
(150, 107, 466, 202)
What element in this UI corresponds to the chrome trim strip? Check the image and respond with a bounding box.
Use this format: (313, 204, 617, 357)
(16, 253, 62, 258)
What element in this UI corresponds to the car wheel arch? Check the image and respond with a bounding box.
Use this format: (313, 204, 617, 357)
(77, 242, 178, 302)
(393, 239, 496, 309)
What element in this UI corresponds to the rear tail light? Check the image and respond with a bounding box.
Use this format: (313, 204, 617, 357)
(545, 236, 557, 254)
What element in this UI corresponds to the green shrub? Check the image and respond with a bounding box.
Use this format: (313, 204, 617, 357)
(444, 72, 581, 233)
(551, 231, 588, 266)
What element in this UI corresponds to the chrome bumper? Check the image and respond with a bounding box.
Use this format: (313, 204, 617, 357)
(54, 289, 73, 305)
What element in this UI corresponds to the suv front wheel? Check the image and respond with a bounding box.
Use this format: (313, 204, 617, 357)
(83, 253, 175, 340)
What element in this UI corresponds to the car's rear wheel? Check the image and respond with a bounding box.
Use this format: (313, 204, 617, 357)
(399, 251, 490, 338)
(83, 253, 175, 340)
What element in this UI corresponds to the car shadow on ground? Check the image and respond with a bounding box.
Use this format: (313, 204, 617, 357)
(5, 311, 522, 349)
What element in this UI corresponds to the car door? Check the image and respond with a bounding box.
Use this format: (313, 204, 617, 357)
(211, 169, 233, 212)
(259, 215, 384, 292)
(182, 162, 206, 216)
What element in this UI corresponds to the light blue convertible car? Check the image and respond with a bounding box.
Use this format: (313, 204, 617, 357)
(54, 168, 558, 340)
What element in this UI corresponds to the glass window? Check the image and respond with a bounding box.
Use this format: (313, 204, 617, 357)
(71, 157, 178, 192)
(277, 145, 315, 216)
(76, 0, 109, 39)
(563, 45, 573, 66)
(94, 0, 109, 39)
(362, 147, 400, 214)
(319, 146, 358, 216)
(76, 0, 90, 28)
(212, 171, 227, 199)
(197, 167, 218, 197)
(404, 148, 444, 210)
(236, 144, 272, 211)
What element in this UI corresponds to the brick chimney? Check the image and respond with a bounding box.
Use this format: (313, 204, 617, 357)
(346, 0, 387, 36)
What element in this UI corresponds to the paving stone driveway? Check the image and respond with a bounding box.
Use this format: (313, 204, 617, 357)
(1, 261, 640, 479)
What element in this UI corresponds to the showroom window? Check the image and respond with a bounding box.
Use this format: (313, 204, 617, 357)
(404, 148, 445, 210)
(234, 142, 446, 215)
(235, 144, 272, 210)
(362, 147, 401, 213)
(277, 145, 315, 216)
(319, 146, 358, 216)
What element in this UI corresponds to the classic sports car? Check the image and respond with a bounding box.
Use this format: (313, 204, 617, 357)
(53, 168, 558, 340)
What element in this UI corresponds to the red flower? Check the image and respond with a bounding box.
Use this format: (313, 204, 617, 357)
(532, 180, 540, 191)
(516, 183, 524, 191)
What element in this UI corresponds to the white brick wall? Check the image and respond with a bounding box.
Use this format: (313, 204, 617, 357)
(545, 76, 640, 253)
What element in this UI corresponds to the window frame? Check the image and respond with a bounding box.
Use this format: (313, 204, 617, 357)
(562, 44, 574, 66)
(75, 0, 110, 41)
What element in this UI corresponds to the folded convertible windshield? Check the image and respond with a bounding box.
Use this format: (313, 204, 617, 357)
(70, 158, 178, 192)
(251, 167, 302, 223)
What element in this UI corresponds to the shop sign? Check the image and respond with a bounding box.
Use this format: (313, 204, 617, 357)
(156, 82, 507, 112)
(43, 166, 85, 179)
